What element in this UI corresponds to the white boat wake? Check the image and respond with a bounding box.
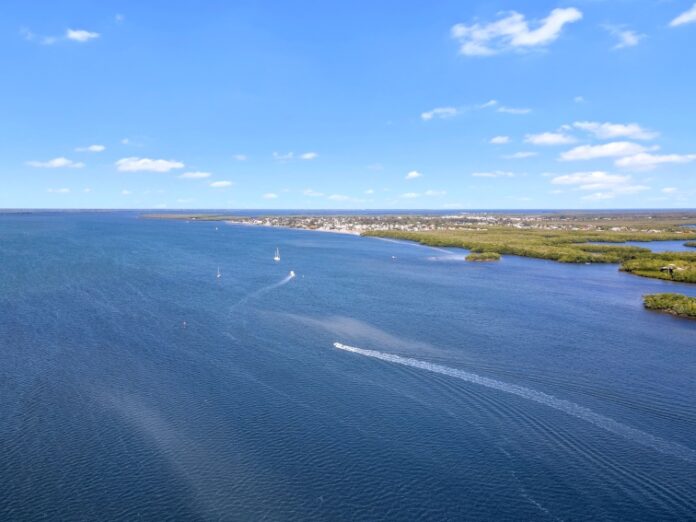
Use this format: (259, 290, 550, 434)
(232, 271, 296, 310)
(333, 342, 696, 463)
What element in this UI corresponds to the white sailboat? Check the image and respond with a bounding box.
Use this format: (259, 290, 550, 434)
(274, 248, 280, 262)
(216, 266, 222, 279)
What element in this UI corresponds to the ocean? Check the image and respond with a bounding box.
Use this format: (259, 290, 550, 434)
(1, 212, 695, 520)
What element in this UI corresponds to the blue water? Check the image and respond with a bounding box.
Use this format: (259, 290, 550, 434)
(1, 213, 695, 521)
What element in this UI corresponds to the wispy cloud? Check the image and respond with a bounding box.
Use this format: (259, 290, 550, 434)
(303, 189, 324, 197)
(573, 121, 657, 140)
(497, 106, 531, 115)
(399, 190, 447, 198)
(272, 151, 318, 161)
(615, 152, 696, 170)
(116, 157, 184, 172)
(605, 26, 644, 49)
(405, 170, 422, 180)
(560, 141, 650, 161)
(178, 171, 211, 179)
(421, 107, 459, 120)
(27, 157, 84, 168)
(525, 132, 576, 145)
(75, 144, 105, 152)
(262, 192, 278, 199)
(66, 29, 100, 42)
(490, 135, 510, 144)
(47, 187, 71, 194)
(503, 151, 538, 159)
(550, 171, 648, 200)
(670, 3, 696, 27)
(472, 171, 515, 178)
(209, 181, 233, 188)
(23, 27, 100, 45)
(233, 154, 247, 161)
(451, 7, 582, 56)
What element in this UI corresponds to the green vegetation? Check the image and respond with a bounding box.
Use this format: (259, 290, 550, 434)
(466, 252, 501, 262)
(620, 252, 696, 283)
(643, 293, 696, 319)
(362, 228, 681, 264)
(686, 241, 696, 248)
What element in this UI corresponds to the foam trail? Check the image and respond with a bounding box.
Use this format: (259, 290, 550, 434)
(232, 271, 295, 310)
(333, 342, 696, 463)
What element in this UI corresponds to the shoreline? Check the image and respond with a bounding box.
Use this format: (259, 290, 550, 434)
(223, 220, 361, 236)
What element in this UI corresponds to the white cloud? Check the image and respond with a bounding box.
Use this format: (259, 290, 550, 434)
(421, 107, 459, 120)
(525, 132, 576, 145)
(550, 171, 649, 200)
(504, 151, 538, 159)
(573, 121, 657, 140)
(615, 152, 696, 169)
(76, 144, 105, 152)
(490, 135, 510, 144)
(364, 188, 375, 195)
(328, 194, 350, 201)
(121, 138, 130, 145)
(121, 189, 131, 195)
(497, 106, 531, 115)
(551, 171, 629, 189)
(472, 171, 515, 178)
(47, 188, 70, 194)
(424, 189, 447, 196)
(116, 157, 184, 172)
(178, 171, 211, 179)
(405, 170, 422, 180)
(605, 26, 644, 49)
(574, 96, 585, 103)
(300, 152, 318, 160)
(262, 192, 279, 199)
(66, 29, 100, 42)
(303, 189, 324, 197)
(670, 3, 696, 27)
(233, 154, 247, 161)
(451, 8, 582, 56)
(560, 141, 649, 161)
(210, 181, 233, 188)
(662, 187, 677, 194)
(27, 157, 84, 168)
(400, 192, 420, 199)
(115, 14, 125, 23)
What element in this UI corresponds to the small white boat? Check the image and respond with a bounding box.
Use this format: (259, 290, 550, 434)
(274, 248, 281, 262)
(216, 266, 222, 279)
(289, 270, 296, 278)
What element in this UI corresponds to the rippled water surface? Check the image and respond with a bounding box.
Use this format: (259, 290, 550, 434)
(1, 213, 695, 520)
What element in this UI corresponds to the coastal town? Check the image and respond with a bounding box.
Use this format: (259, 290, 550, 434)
(148, 211, 696, 236)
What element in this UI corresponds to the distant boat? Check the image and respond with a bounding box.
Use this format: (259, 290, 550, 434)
(274, 248, 281, 262)
(217, 266, 222, 279)
(289, 270, 296, 278)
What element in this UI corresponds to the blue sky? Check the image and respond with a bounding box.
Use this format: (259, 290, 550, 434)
(1, 0, 695, 210)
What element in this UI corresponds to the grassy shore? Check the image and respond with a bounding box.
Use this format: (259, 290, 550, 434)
(686, 241, 696, 248)
(620, 252, 696, 283)
(466, 252, 501, 262)
(362, 228, 693, 264)
(643, 293, 696, 319)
